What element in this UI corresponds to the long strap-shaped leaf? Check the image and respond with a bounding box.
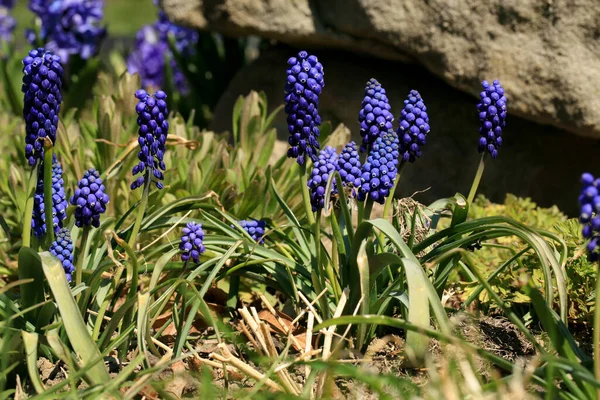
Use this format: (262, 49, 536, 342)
(349, 218, 453, 363)
(40, 252, 110, 386)
(415, 216, 568, 322)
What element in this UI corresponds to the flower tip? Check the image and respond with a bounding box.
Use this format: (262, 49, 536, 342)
(581, 172, 595, 186)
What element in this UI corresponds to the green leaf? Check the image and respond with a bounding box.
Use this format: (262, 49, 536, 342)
(17, 247, 46, 325)
(40, 251, 110, 385)
(22, 331, 45, 394)
(231, 95, 245, 143)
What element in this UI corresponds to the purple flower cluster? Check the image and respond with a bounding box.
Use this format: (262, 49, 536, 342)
(180, 222, 205, 263)
(28, 0, 106, 62)
(397, 90, 430, 163)
(155, 10, 198, 57)
(236, 219, 266, 244)
(32, 155, 68, 238)
(337, 141, 361, 189)
(308, 146, 338, 211)
(22, 48, 64, 166)
(284, 51, 324, 166)
(358, 79, 394, 153)
(131, 89, 168, 190)
(579, 173, 600, 261)
(357, 129, 400, 204)
(0, 3, 15, 45)
(477, 80, 507, 159)
(70, 168, 109, 228)
(127, 10, 198, 94)
(50, 227, 74, 281)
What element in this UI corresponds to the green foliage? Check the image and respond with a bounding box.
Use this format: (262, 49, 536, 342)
(465, 194, 596, 324)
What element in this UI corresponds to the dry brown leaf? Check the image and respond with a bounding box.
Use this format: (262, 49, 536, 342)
(163, 360, 188, 399)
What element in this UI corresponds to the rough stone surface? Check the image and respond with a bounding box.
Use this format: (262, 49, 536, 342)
(162, 0, 600, 138)
(210, 46, 598, 215)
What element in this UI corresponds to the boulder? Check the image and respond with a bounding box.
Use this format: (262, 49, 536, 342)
(161, 0, 600, 138)
(210, 46, 597, 215)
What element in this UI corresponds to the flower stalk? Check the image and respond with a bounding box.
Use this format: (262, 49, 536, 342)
(21, 167, 38, 248)
(75, 225, 90, 291)
(128, 171, 151, 251)
(383, 161, 406, 220)
(467, 153, 486, 205)
(299, 164, 315, 226)
(42, 141, 55, 245)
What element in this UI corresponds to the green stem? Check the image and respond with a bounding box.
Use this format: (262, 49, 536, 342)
(299, 164, 316, 227)
(127, 172, 151, 251)
(313, 210, 330, 318)
(115, 234, 140, 359)
(594, 264, 600, 398)
(467, 153, 486, 205)
(43, 146, 55, 246)
(363, 199, 374, 222)
(383, 162, 406, 220)
(319, 211, 341, 301)
(22, 166, 38, 248)
(75, 226, 90, 294)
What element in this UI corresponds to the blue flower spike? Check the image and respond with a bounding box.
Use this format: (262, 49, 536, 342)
(397, 90, 430, 163)
(308, 146, 338, 211)
(131, 89, 169, 190)
(22, 48, 64, 166)
(50, 227, 75, 281)
(127, 10, 198, 93)
(28, 0, 106, 61)
(357, 129, 400, 204)
(579, 172, 600, 262)
(359, 79, 394, 153)
(336, 141, 362, 190)
(477, 80, 507, 159)
(0, 4, 16, 45)
(70, 168, 110, 228)
(236, 219, 267, 244)
(180, 222, 205, 263)
(284, 50, 325, 166)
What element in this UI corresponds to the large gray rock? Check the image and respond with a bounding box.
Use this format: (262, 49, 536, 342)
(210, 47, 597, 215)
(162, 0, 600, 138)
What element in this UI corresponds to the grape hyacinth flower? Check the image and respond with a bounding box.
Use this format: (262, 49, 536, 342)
(22, 48, 64, 166)
(0, 6, 16, 45)
(50, 227, 74, 281)
(358, 79, 394, 153)
(70, 168, 109, 228)
(337, 141, 362, 189)
(154, 10, 199, 57)
(131, 89, 168, 190)
(127, 11, 198, 94)
(127, 26, 170, 90)
(127, 25, 188, 93)
(397, 90, 430, 163)
(284, 50, 324, 166)
(180, 222, 205, 263)
(477, 80, 507, 159)
(308, 146, 338, 212)
(28, 0, 106, 62)
(32, 155, 68, 238)
(235, 219, 267, 244)
(357, 129, 400, 204)
(579, 172, 600, 262)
